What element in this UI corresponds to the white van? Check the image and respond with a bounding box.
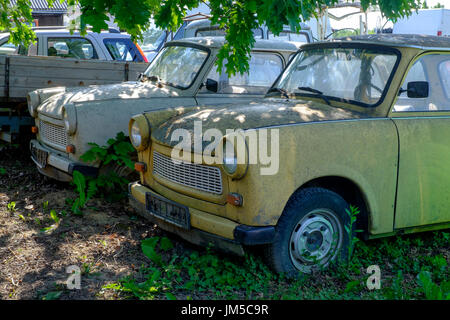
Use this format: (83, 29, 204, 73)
(393, 9, 450, 36)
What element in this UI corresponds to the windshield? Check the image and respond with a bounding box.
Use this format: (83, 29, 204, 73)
(275, 46, 399, 107)
(143, 45, 208, 89)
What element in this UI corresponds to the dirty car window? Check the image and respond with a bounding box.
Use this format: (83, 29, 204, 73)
(144, 45, 208, 89)
(276, 47, 398, 107)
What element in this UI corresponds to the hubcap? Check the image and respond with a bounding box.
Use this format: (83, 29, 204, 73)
(289, 209, 342, 272)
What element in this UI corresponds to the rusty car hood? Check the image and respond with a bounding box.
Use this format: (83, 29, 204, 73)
(36, 81, 179, 119)
(151, 98, 369, 147)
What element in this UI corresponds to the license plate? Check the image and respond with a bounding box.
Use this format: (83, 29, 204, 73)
(30, 144, 48, 168)
(145, 192, 190, 229)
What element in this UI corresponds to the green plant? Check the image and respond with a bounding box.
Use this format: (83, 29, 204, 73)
(70, 132, 135, 214)
(7, 201, 16, 213)
(81, 132, 135, 171)
(345, 205, 363, 262)
(71, 170, 97, 215)
(0, 167, 6, 175)
(416, 270, 450, 300)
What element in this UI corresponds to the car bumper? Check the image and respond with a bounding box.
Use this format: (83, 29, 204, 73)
(128, 182, 276, 256)
(30, 139, 99, 182)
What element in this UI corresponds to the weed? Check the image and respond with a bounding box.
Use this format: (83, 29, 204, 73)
(416, 270, 450, 300)
(7, 201, 16, 213)
(70, 132, 135, 215)
(104, 229, 449, 300)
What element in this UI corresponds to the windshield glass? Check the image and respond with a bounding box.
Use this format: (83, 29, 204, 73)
(275, 46, 399, 107)
(143, 45, 208, 89)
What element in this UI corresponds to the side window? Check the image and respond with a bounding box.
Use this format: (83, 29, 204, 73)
(200, 53, 283, 95)
(394, 54, 450, 112)
(268, 31, 310, 43)
(47, 38, 98, 60)
(439, 60, 450, 99)
(103, 38, 144, 62)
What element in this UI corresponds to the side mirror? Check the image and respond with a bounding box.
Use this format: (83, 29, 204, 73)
(205, 78, 218, 93)
(407, 81, 429, 98)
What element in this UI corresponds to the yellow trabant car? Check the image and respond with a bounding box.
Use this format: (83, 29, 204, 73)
(128, 35, 450, 276)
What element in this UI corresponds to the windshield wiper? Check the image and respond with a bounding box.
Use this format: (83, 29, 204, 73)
(297, 86, 331, 105)
(266, 87, 290, 99)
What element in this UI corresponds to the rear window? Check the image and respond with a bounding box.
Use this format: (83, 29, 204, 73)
(268, 31, 310, 43)
(47, 37, 98, 59)
(103, 38, 144, 62)
(195, 27, 264, 39)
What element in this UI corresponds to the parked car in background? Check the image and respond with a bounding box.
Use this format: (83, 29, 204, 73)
(183, 19, 314, 44)
(0, 28, 148, 143)
(28, 37, 302, 182)
(0, 27, 147, 62)
(393, 9, 450, 36)
(128, 34, 450, 276)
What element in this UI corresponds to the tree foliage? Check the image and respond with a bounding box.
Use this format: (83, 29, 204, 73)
(1, 0, 423, 75)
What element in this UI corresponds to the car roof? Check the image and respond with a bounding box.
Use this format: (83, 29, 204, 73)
(185, 19, 311, 32)
(169, 36, 303, 51)
(327, 34, 450, 50)
(31, 29, 131, 38)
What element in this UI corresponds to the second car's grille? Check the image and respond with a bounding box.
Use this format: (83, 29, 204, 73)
(39, 120, 67, 148)
(152, 151, 223, 195)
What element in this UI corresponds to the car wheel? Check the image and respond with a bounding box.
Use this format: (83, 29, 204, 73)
(264, 187, 351, 277)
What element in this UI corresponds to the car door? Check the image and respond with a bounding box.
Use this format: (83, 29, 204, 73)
(391, 52, 450, 229)
(195, 51, 285, 105)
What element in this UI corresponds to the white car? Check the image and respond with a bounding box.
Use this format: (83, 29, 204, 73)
(0, 27, 147, 62)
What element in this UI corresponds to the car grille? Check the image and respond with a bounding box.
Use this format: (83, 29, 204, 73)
(152, 151, 223, 195)
(39, 120, 67, 148)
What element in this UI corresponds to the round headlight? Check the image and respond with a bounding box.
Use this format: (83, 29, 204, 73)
(62, 105, 77, 135)
(130, 121, 142, 148)
(221, 133, 248, 179)
(129, 114, 150, 151)
(27, 92, 40, 118)
(63, 109, 70, 132)
(222, 141, 237, 175)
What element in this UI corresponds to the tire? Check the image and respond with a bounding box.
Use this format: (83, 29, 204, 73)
(264, 187, 351, 277)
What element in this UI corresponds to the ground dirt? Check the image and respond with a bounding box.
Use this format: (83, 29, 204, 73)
(0, 145, 166, 300)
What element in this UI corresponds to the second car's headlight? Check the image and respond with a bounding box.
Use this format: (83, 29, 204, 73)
(27, 92, 40, 118)
(62, 105, 77, 135)
(129, 114, 150, 151)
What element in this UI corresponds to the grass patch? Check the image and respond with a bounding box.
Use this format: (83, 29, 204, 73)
(104, 230, 449, 300)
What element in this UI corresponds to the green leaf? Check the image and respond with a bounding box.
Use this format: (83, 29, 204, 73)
(42, 291, 62, 300)
(141, 238, 162, 265)
(50, 209, 60, 223)
(166, 292, 177, 300)
(160, 237, 174, 251)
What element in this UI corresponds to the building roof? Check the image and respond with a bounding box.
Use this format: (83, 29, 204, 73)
(9, 0, 74, 14)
